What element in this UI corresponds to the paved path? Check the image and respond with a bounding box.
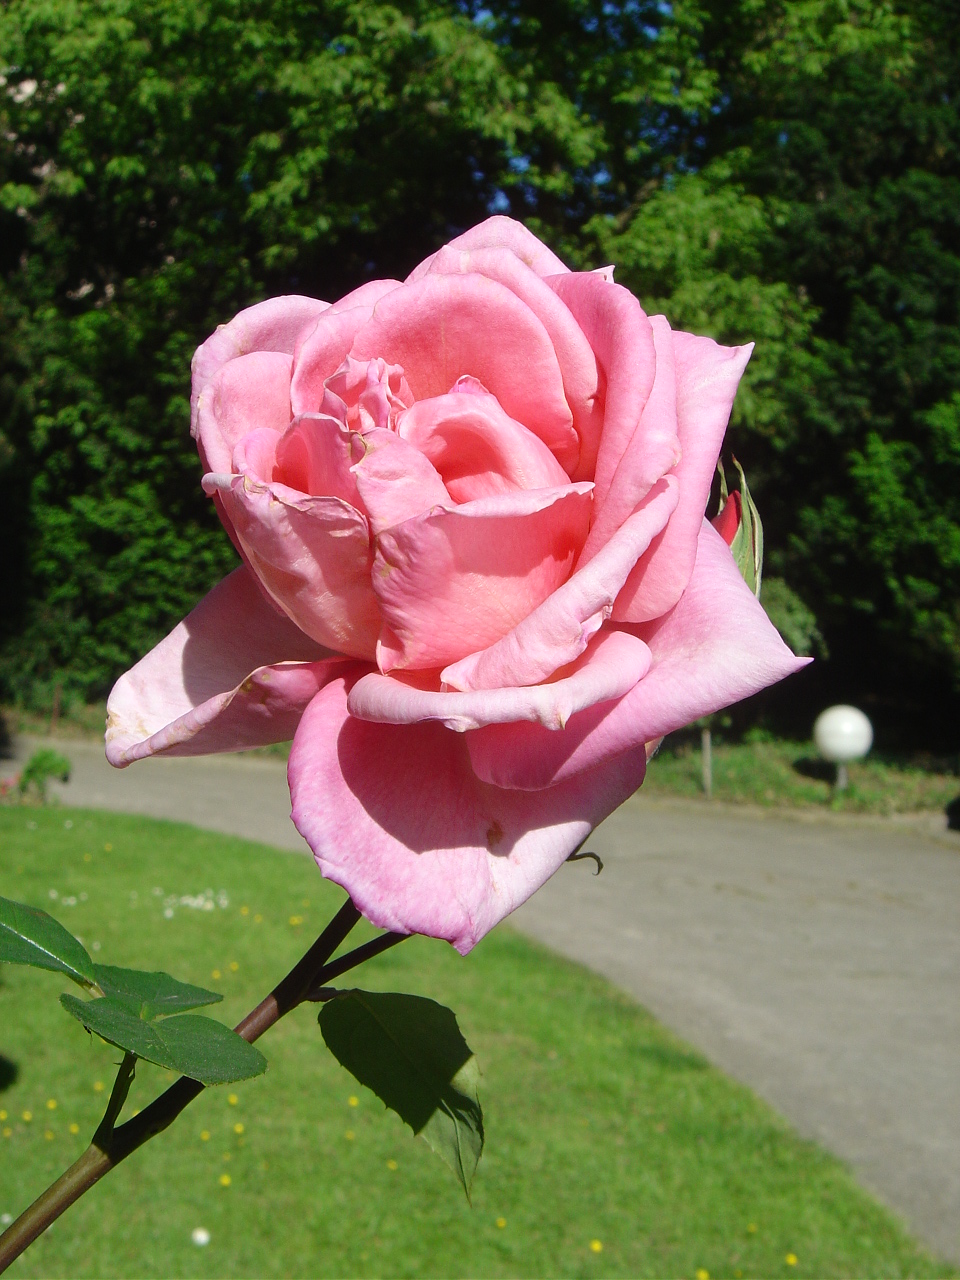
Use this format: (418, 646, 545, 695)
(6, 736, 959, 1264)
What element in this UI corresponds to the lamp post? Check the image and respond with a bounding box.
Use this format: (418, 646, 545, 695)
(813, 705, 873, 794)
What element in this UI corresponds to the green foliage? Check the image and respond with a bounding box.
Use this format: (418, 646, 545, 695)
(760, 578, 827, 659)
(598, 0, 960, 714)
(92, 964, 223, 1019)
(15, 748, 71, 802)
(0, 0, 706, 707)
(0, 891, 95, 984)
(1, 0, 958, 729)
(0, 890, 266, 1083)
(319, 988, 483, 1197)
(60, 993, 267, 1084)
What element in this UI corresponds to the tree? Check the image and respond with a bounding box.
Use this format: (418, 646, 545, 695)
(0, 0, 706, 704)
(596, 0, 960, 730)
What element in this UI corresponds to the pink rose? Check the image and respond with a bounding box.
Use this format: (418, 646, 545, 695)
(106, 217, 806, 953)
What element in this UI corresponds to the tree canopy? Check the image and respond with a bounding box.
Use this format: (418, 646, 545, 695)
(1, 0, 957, 742)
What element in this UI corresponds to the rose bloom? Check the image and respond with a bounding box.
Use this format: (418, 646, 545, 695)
(107, 217, 806, 952)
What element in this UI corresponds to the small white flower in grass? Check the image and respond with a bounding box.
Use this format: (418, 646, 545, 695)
(64, 820, 73, 829)
(163, 908, 174, 919)
(1, 1213, 12, 1226)
(191, 1228, 211, 1247)
(48, 889, 58, 899)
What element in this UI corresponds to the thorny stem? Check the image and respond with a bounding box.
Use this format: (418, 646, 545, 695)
(0, 898, 409, 1273)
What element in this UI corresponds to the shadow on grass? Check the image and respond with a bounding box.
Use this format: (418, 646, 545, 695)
(635, 1043, 708, 1072)
(946, 795, 960, 831)
(0, 1053, 19, 1093)
(0, 711, 13, 761)
(792, 756, 835, 783)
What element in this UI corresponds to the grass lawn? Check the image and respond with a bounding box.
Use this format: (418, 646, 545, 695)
(0, 808, 952, 1279)
(644, 732, 959, 815)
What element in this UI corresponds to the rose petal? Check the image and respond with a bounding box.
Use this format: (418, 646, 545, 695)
(190, 295, 328, 435)
(406, 215, 569, 283)
(325, 279, 403, 315)
(417, 245, 603, 479)
(467, 520, 810, 789)
(203, 472, 380, 659)
(713, 490, 742, 546)
(371, 484, 594, 671)
(441, 475, 678, 691)
(397, 390, 570, 501)
(578, 314, 679, 564)
(105, 566, 338, 764)
(272, 414, 362, 507)
(288, 672, 646, 952)
(613, 333, 753, 622)
(289, 305, 380, 417)
(195, 351, 294, 475)
(545, 273, 671, 507)
(348, 629, 651, 731)
(350, 273, 580, 471)
(350, 427, 451, 534)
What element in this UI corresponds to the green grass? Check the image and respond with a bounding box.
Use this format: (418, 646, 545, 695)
(0, 810, 952, 1279)
(644, 732, 959, 815)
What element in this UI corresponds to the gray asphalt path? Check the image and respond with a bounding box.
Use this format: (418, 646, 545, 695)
(6, 736, 959, 1264)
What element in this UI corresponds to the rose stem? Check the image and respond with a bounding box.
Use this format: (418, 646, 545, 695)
(0, 898, 407, 1271)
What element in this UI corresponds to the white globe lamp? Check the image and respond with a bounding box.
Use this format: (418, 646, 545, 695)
(813, 705, 873, 792)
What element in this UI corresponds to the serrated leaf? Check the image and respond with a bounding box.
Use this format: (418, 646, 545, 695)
(93, 964, 222, 1021)
(0, 895, 96, 986)
(60, 995, 266, 1085)
(319, 990, 483, 1197)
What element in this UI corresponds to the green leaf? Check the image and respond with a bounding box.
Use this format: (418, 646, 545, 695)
(319, 990, 483, 1198)
(92, 964, 222, 1021)
(0, 895, 96, 986)
(60, 995, 267, 1085)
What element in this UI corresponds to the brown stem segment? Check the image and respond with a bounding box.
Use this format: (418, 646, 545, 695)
(0, 897, 364, 1274)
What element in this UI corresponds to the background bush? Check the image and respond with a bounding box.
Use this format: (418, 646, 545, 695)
(1, 0, 957, 745)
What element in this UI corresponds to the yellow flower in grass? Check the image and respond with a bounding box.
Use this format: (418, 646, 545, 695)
(786, 1254, 798, 1267)
(219, 1173, 231, 1187)
(589, 1240, 603, 1254)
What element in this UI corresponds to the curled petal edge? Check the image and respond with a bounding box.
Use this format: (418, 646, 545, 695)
(348, 629, 652, 732)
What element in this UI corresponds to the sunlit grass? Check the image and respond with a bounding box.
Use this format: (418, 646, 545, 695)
(0, 807, 952, 1278)
(644, 732, 959, 814)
